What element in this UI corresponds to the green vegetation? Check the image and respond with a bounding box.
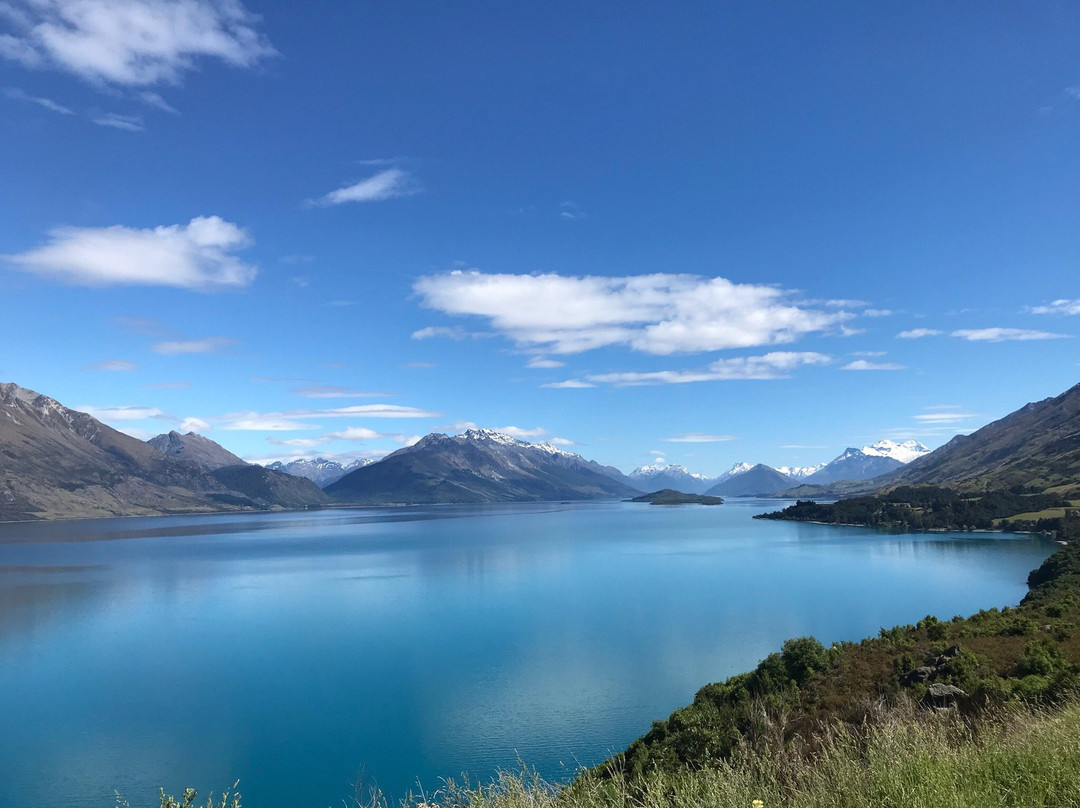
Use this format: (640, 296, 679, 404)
(756, 486, 1074, 532)
(628, 489, 724, 505)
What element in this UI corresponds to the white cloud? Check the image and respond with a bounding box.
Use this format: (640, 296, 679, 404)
(912, 412, 978, 424)
(412, 325, 468, 340)
(219, 412, 318, 431)
(897, 328, 942, 339)
(180, 416, 210, 432)
(266, 437, 326, 448)
(541, 379, 595, 389)
(841, 359, 905, 371)
(0, 0, 276, 87)
(86, 359, 137, 371)
(139, 90, 178, 113)
(526, 356, 565, 369)
(324, 427, 388, 441)
(662, 433, 736, 443)
(547, 437, 575, 446)
(413, 271, 852, 355)
(290, 385, 390, 399)
(153, 336, 235, 354)
(92, 111, 143, 131)
(951, 328, 1068, 342)
(310, 168, 420, 206)
(585, 351, 831, 386)
(495, 425, 545, 438)
(3, 85, 73, 113)
(5, 216, 256, 289)
(862, 309, 892, 317)
(78, 404, 166, 421)
(560, 201, 586, 220)
(1030, 299, 1080, 316)
(302, 404, 440, 419)
(142, 380, 190, 389)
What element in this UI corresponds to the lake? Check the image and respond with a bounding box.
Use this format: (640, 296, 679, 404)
(0, 500, 1054, 808)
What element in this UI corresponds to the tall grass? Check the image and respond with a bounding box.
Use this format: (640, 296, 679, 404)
(389, 700, 1080, 808)
(147, 700, 1080, 808)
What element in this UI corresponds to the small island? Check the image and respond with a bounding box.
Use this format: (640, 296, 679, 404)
(628, 488, 724, 506)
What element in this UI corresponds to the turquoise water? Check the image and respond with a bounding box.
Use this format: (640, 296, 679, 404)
(0, 500, 1054, 808)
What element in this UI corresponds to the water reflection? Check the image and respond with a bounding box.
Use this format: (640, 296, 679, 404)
(0, 502, 1056, 808)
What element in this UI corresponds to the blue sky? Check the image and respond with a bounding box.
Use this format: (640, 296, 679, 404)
(1, 1, 1078, 476)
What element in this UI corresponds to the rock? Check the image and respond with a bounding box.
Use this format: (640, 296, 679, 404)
(942, 644, 961, 658)
(921, 683, 966, 709)
(900, 666, 936, 685)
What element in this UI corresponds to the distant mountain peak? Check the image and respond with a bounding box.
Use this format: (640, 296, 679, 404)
(860, 439, 931, 464)
(461, 428, 528, 446)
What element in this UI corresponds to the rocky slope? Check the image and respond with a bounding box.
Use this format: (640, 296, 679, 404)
(0, 383, 324, 521)
(326, 428, 640, 504)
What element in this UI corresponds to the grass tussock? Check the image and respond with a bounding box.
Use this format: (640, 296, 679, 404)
(372, 700, 1080, 808)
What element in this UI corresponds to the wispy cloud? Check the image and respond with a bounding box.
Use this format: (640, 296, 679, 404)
(541, 379, 595, 389)
(897, 328, 942, 339)
(3, 86, 73, 113)
(841, 359, 905, 371)
(662, 433, 736, 443)
(5, 216, 257, 289)
(912, 411, 978, 423)
(153, 337, 235, 355)
(412, 325, 468, 340)
(583, 351, 831, 386)
(92, 112, 143, 131)
(1030, 299, 1080, 316)
(290, 385, 390, 399)
(526, 356, 565, 369)
(220, 412, 318, 431)
(414, 270, 854, 356)
(180, 416, 210, 432)
(309, 168, 421, 206)
(139, 91, 178, 114)
(560, 201, 586, 220)
(77, 404, 167, 421)
(951, 328, 1068, 342)
(0, 0, 276, 87)
(86, 359, 137, 371)
(142, 380, 190, 389)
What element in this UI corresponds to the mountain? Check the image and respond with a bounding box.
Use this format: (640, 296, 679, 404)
(705, 464, 795, 497)
(880, 383, 1080, 493)
(147, 430, 246, 470)
(0, 383, 325, 521)
(863, 439, 931, 464)
(629, 464, 715, 495)
(775, 463, 827, 479)
(801, 440, 931, 486)
(717, 462, 754, 481)
(207, 465, 329, 509)
(265, 457, 374, 488)
(325, 428, 640, 504)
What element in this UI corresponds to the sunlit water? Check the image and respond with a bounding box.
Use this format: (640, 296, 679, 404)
(0, 500, 1054, 807)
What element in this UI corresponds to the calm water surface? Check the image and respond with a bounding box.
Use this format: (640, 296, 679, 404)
(0, 500, 1054, 807)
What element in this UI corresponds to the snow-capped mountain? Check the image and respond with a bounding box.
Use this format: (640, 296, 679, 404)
(629, 464, 716, 495)
(325, 429, 639, 504)
(266, 457, 375, 488)
(860, 439, 931, 464)
(775, 463, 827, 479)
(717, 462, 754, 481)
(705, 464, 795, 496)
(803, 439, 931, 486)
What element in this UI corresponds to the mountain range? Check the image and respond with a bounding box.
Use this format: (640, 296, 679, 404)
(265, 457, 375, 488)
(3, 378, 1074, 519)
(0, 384, 325, 521)
(325, 428, 640, 504)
